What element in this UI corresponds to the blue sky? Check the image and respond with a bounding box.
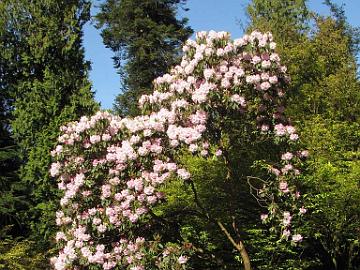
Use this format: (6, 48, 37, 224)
(83, 0, 360, 110)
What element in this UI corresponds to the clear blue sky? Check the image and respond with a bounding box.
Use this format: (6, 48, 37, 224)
(83, 0, 360, 110)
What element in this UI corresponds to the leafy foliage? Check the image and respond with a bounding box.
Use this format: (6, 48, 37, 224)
(246, 0, 360, 269)
(301, 118, 360, 269)
(0, 238, 48, 270)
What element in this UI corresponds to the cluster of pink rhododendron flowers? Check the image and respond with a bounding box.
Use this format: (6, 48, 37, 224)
(50, 30, 307, 270)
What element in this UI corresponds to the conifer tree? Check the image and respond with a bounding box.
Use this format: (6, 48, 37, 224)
(0, 82, 24, 237)
(96, 0, 193, 116)
(1, 0, 99, 244)
(0, 1, 27, 237)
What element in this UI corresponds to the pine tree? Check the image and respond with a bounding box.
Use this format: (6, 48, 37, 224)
(96, 0, 193, 116)
(1, 0, 99, 244)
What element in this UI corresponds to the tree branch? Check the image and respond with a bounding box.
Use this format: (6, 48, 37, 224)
(188, 180, 252, 270)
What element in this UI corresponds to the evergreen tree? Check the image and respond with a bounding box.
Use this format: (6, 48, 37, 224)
(0, 2, 27, 238)
(0, 79, 24, 237)
(96, 0, 193, 116)
(1, 0, 99, 245)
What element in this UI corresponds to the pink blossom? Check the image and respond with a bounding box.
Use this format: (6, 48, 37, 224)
(282, 211, 292, 226)
(177, 168, 191, 180)
(292, 234, 303, 243)
(261, 73, 269, 81)
(88, 208, 97, 216)
(90, 135, 101, 144)
(129, 214, 139, 223)
(221, 78, 231, 88)
(251, 55, 261, 64)
(109, 177, 120, 185)
(258, 38, 267, 47)
(281, 152, 293, 161)
(102, 134, 111, 141)
(93, 217, 101, 225)
(50, 162, 61, 177)
(144, 186, 155, 195)
(261, 60, 271, 69)
(189, 144, 198, 152)
(130, 266, 144, 270)
(279, 181, 289, 193)
(178, 255, 189, 264)
(270, 167, 280, 176)
(216, 48, 225, 56)
(290, 134, 299, 141)
(282, 229, 291, 239)
(234, 37, 246, 47)
(147, 196, 157, 204)
(136, 207, 148, 215)
(300, 150, 309, 158)
(261, 124, 269, 132)
(274, 124, 286, 136)
(269, 76, 278, 84)
(97, 224, 107, 233)
(285, 125, 295, 134)
(56, 232, 67, 242)
(260, 214, 268, 222)
(101, 184, 112, 198)
(260, 81, 271, 91)
(204, 68, 215, 80)
(230, 94, 246, 107)
(166, 163, 177, 172)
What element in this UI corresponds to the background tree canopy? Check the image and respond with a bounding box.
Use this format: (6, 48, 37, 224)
(96, 0, 193, 116)
(0, 0, 359, 269)
(0, 0, 99, 260)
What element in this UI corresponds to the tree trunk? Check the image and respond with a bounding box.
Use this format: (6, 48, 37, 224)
(217, 221, 252, 270)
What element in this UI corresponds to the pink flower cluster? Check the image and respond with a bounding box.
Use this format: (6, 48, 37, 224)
(51, 30, 307, 269)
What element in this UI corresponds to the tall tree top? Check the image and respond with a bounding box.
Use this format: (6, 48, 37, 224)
(247, 0, 310, 46)
(96, 0, 193, 116)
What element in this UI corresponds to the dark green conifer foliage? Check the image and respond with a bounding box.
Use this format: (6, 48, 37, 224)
(0, 0, 99, 244)
(0, 2, 28, 238)
(0, 85, 25, 237)
(96, 0, 193, 116)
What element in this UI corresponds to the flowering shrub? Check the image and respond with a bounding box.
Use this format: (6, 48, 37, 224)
(51, 30, 307, 269)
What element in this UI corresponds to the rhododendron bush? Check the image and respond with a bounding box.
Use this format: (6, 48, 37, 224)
(50, 30, 307, 269)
